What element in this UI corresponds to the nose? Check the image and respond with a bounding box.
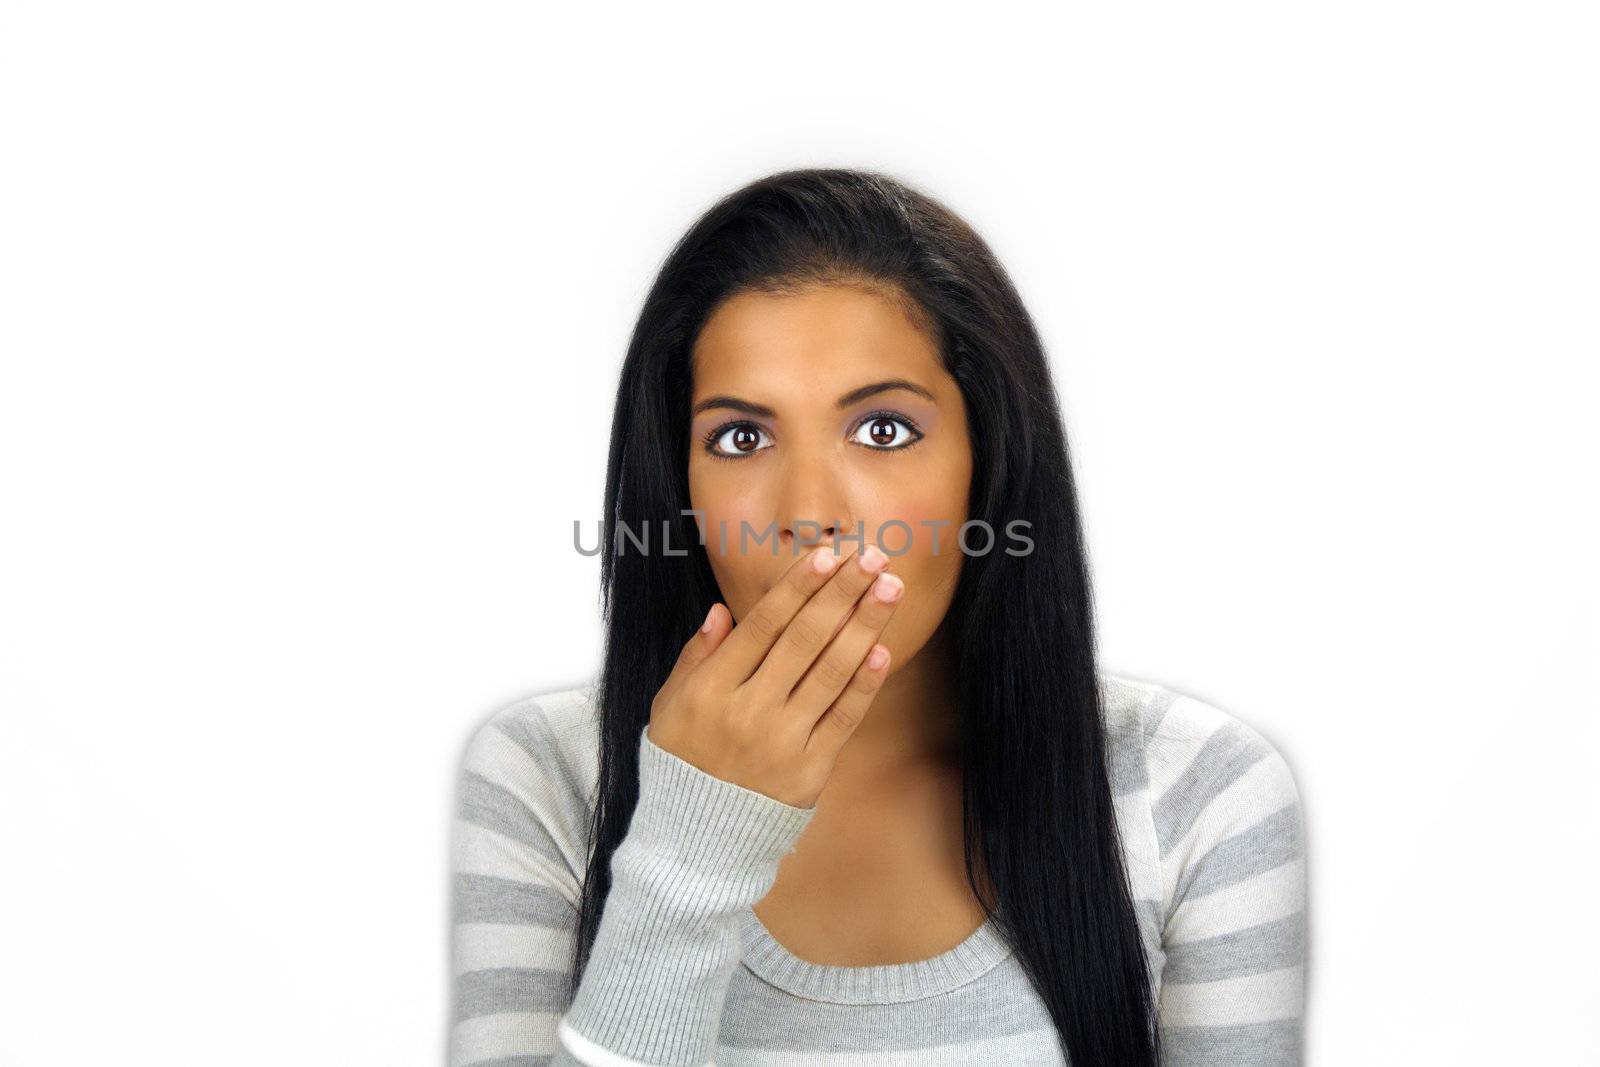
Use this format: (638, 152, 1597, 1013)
(775, 449, 854, 556)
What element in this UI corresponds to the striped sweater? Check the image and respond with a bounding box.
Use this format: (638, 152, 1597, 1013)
(449, 672, 1308, 1065)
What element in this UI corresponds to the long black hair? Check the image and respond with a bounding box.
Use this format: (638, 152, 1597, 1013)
(571, 167, 1160, 1064)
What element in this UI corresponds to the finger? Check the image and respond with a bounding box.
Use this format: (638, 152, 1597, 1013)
(704, 542, 861, 689)
(787, 570, 903, 717)
(744, 543, 890, 703)
(657, 602, 731, 707)
(808, 642, 891, 758)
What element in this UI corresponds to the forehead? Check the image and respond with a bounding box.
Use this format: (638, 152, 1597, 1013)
(690, 284, 942, 394)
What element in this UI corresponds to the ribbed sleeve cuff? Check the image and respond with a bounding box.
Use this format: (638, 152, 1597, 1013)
(617, 723, 817, 913)
(557, 724, 817, 1064)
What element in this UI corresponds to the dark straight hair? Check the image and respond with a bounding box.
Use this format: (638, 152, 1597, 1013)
(573, 167, 1161, 1064)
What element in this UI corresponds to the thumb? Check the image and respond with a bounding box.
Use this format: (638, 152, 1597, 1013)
(690, 601, 732, 660)
(663, 602, 731, 695)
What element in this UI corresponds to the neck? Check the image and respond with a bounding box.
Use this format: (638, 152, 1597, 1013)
(829, 616, 962, 776)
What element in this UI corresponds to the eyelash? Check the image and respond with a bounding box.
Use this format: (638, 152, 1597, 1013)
(699, 409, 926, 461)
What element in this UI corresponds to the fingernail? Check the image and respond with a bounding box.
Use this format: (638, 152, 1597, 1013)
(867, 645, 890, 670)
(700, 605, 717, 633)
(812, 547, 838, 574)
(872, 573, 903, 602)
(859, 544, 887, 573)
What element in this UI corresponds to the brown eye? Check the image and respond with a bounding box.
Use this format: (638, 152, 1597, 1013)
(706, 422, 773, 459)
(849, 413, 923, 451)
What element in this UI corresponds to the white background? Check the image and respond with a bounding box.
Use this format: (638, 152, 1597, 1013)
(2, 2, 1595, 1063)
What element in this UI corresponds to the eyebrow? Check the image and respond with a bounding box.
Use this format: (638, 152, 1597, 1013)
(690, 378, 936, 419)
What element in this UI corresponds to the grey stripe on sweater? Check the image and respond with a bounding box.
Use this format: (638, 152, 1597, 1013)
(448, 672, 1308, 1066)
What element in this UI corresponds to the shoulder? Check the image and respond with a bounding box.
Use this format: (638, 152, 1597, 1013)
(1099, 671, 1300, 803)
(1102, 674, 1305, 927)
(454, 679, 604, 876)
(1138, 680, 1302, 828)
(1099, 671, 1303, 859)
(461, 677, 601, 773)
(478, 677, 601, 769)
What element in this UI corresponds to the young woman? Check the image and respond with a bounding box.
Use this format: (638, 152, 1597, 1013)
(450, 169, 1308, 1066)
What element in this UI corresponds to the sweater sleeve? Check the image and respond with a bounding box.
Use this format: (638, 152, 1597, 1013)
(1150, 697, 1309, 1066)
(449, 703, 816, 1067)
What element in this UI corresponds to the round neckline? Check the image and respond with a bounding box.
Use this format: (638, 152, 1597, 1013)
(735, 907, 1014, 1004)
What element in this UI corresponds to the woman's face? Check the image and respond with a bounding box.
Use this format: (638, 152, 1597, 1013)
(687, 282, 973, 678)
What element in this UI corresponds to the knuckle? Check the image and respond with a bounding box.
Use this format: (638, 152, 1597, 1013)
(832, 568, 873, 604)
(830, 700, 865, 732)
(812, 654, 853, 691)
(847, 604, 890, 639)
(783, 614, 827, 653)
(745, 606, 785, 643)
(728, 685, 775, 728)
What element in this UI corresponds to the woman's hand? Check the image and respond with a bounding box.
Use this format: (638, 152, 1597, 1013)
(646, 542, 903, 809)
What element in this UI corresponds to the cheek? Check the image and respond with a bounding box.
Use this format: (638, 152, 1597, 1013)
(689, 463, 772, 527)
(869, 481, 968, 560)
(869, 485, 968, 622)
(690, 475, 779, 616)
(860, 434, 971, 558)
